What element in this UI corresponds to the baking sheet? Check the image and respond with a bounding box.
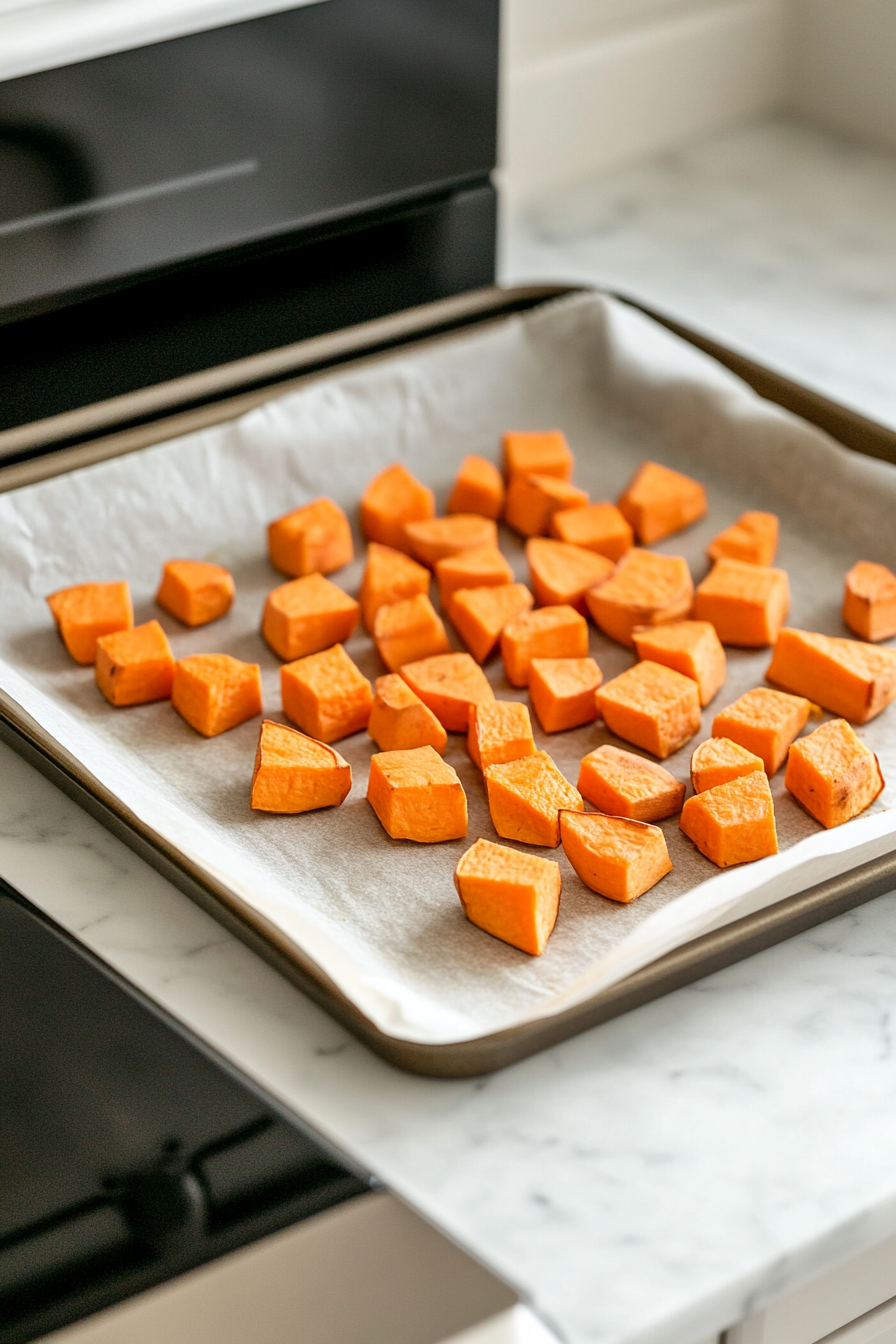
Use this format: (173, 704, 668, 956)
(1, 291, 895, 1046)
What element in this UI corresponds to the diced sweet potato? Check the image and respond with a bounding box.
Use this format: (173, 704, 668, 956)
(367, 674, 447, 754)
(359, 543, 430, 632)
(617, 461, 707, 544)
(399, 652, 495, 731)
(500, 605, 589, 687)
(766, 627, 896, 725)
(550, 501, 634, 562)
(172, 654, 262, 737)
(367, 745, 467, 842)
(842, 561, 896, 643)
(485, 750, 583, 847)
(679, 771, 778, 867)
(690, 737, 764, 793)
(454, 837, 561, 956)
(707, 511, 779, 567)
(560, 811, 672, 903)
(155, 560, 235, 628)
(502, 429, 573, 482)
(504, 474, 589, 538)
(577, 743, 685, 821)
(449, 583, 534, 664)
(435, 547, 514, 604)
(281, 643, 373, 743)
(526, 537, 615, 614)
(373, 593, 450, 672)
(596, 660, 701, 759)
(712, 686, 810, 774)
(586, 549, 693, 649)
(447, 455, 504, 520)
(262, 573, 360, 661)
(267, 497, 353, 577)
(360, 463, 435, 551)
(47, 581, 133, 665)
(693, 558, 790, 647)
(529, 657, 602, 733)
(250, 720, 351, 813)
(403, 514, 498, 567)
(785, 717, 885, 829)
(467, 700, 536, 771)
(631, 620, 726, 706)
(95, 620, 175, 707)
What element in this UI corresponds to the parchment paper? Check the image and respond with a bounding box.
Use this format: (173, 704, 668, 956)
(1, 292, 895, 1045)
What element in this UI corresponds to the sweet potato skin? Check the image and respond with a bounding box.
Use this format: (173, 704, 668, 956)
(766, 627, 896, 724)
(454, 837, 561, 956)
(47, 581, 134, 665)
(156, 560, 235, 627)
(785, 717, 884, 828)
(95, 620, 175, 706)
(679, 771, 778, 867)
(560, 811, 673, 903)
(367, 745, 468, 842)
(250, 720, 351, 813)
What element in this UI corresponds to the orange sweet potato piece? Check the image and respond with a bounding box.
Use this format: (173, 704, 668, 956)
(550, 501, 634, 562)
(46, 581, 133, 665)
(618, 461, 707, 544)
(447, 455, 505, 520)
(680, 771, 778, 867)
(785, 717, 885, 829)
(631, 620, 726, 706)
(500, 605, 589, 687)
(262, 573, 360, 661)
(267, 497, 353, 577)
(502, 429, 573, 482)
(586, 550, 693, 649)
(373, 593, 450, 672)
(399, 652, 495, 731)
(467, 700, 536, 771)
(712, 686, 810, 774)
(526, 537, 614, 614)
(367, 745, 467, 842)
(449, 583, 534, 663)
(485, 750, 583, 847)
(560, 811, 672, 903)
(766, 627, 896, 725)
(577, 743, 685, 821)
(504, 474, 589, 538)
(690, 737, 764, 793)
(360, 463, 435, 551)
(435, 547, 514, 604)
(454, 838, 561, 956)
(368, 674, 447, 754)
(403, 514, 498, 567)
(707, 511, 779, 567)
(359, 543, 430, 633)
(250, 720, 351, 813)
(842, 561, 896, 643)
(95, 620, 175, 707)
(172, 654, 262, 736)
(156, 560, 235, 627)
(596, 660, 701, 759)
(281, 643, 372, 743)
(529, 657, 602, 733)
(693, 558, 790, 647)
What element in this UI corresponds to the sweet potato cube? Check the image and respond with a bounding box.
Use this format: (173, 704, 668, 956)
(500, 605, 589, 687)
(486, 750, 583, 847)
(843, 561, 896, 643)
(449, 583, 534, 663)
(156, 560, 235, 627)
(373, 593, 450, 672)
(250, 720, 351, 813)
(435, 547, 514, 605)
(680, 771, 778, 867)
(577, 743, 685, 821)
(46, 581, 133, 665)
(560, 811, 672, 903)
(618, 461, 707, 544)
(367, 745, 467, 842)
(359, 543, 430, 632)
(172, 654, 262, 737)
(632, 620, 726, 706)
(526, 537, 615, 614)
(281, 643, 373, 743)
(403, 514, 498, 568)
(586, 550, 693, 649)
(550, 501, 634, 562)
(360, 463, 435, 551)
(596, 660, 701, 759)
(712, 686, 810, 774)
(467, 700, 536, 771)
(262, 573, 360, 661)
(785, 717, 885, 829)
(399, 652, 495, 731)
(707, 511, 779, 567)
(95, 620, 175, 707)
(454, 838, 561, 956)
(694, 558, 790, 648)
(368, 674, 447, 754)
(267, 497, 353, 577)
(766, 627, 896, 725)
(502, 430, 573, 482)
(504, 474, 589, 538)
(447, 455, 504, 520)
(690, 737, 764, 793)
(529, 657, 602, 733)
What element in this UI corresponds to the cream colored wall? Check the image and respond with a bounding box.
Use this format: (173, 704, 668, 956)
(788, 0, 896, 154)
